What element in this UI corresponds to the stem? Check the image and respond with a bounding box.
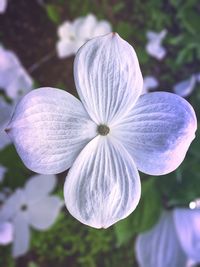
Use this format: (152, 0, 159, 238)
(28, 50, 56, 74)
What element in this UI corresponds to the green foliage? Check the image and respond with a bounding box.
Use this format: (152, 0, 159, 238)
(31, 212, 119, 267)
(0, 145, 31, 189)
(112, 2, 125, 14)
(115, 178, 162, 246)
(46, 4, 61, 24)
(116, 21, 133, 39)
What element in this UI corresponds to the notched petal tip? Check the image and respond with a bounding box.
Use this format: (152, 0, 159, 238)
(64, 137, 141, 229)
(74, 31, 143, 124)
(4, 128, 11, 134)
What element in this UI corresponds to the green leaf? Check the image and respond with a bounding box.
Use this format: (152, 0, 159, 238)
(115, 21, 133, 39)
(115, 178, 162, 245)
(46, 4, 61, 24)
(0, 145, 31, 189)
(112, 2, 125, 14)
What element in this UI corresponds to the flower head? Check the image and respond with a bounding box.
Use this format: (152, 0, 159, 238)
(135, 209, 200, 267)
(5, 33, 197, 228)
(146, 30, 167, 60)
(0, 174, 63, 257)
(56, 14, 112, 58)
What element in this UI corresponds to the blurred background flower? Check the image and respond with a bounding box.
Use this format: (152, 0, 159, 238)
(0, 0, 200, 267)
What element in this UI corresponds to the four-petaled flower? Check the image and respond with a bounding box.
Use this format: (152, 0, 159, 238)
(0, 174, 63, 257)
(6, 33, 197, 228)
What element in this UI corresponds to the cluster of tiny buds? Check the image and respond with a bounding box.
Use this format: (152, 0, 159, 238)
(189, 199, 200, 209)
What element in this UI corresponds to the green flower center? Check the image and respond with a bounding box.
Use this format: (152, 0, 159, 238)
(97, 124, 110, 136)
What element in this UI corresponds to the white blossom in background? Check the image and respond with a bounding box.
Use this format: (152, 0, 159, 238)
(0, 165, 6, 183)
(173, 75, 196, 98)
(5, 33, 197, 229)
(174, 209, 200, 263)
(0, 174, 63, 257)
(146, 29, 167, 60)
(0, 221, 13, 245)
(142, 76, 159, 94)
(0, 46, 33, 100)
(56, 14, 112, 58)
(0, 0, 7, 14)
(135, 209, 200, 267)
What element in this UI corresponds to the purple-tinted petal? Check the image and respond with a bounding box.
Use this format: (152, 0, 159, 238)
(64, 136, 141, 228)
(113, 92, 197, 175)
(173, 208, 200, 262)
(135, 211, 187, 267)
(74, 33, 143, 124)
(6, 87, 97, 174)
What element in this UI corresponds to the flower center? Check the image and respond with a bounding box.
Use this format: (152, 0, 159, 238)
(21, 204, 28, 211)
(97, 124, 110, 136)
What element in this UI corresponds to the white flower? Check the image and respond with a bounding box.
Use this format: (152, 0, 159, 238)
(0, 174, 63, 257)
(173, 75, 196, 98)
(56, 14, 112, 58)
(0, 0, 7, 14)
(142, 76, 159, 94)
(0, 165, 6, 183)
(0, 221, 13, 245)
(146, 30, 167, 60)
(135, 209, 200, 267)
(5, 33, 197, 229)
(0, 46, 33, 100)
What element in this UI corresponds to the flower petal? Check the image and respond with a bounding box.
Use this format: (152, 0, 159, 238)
(135, 211, 187, 267)
(64, 136, 141, 229)
(113, 92, 197, 175)
(173, 208, 200, 262)
(0, 189, 25, 221)
(173, 75, 196, 98)
(6, 87, 97, 174)
(56, 40, 78, 58)
(0, 222, 13, 245)
(12, 212, 30, 258)
(28, 196, 63, 230)
(74, 33, 143, 124)
(24, 174, 57, 203)
(93, 21, 112, 37)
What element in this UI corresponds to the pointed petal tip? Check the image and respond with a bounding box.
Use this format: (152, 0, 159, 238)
(4, 128, 10, 134)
